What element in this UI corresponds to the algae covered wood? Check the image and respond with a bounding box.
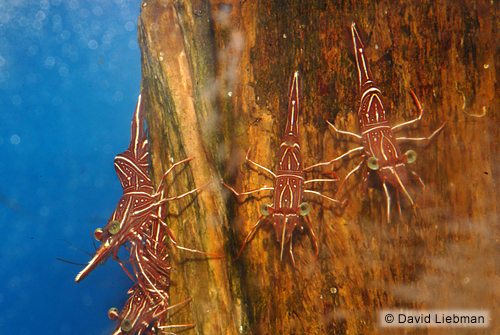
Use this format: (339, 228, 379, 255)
(138, 0, 500, 334)
(138, 1, 244, 334)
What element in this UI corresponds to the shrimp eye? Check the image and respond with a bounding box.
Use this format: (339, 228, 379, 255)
(121, 318, 133, 332)
(367, 156, 379, 170)
(405, 150, 417, 163)
(260, 203, 270, 216)
(93, 228, 104, 241)
(108, 220, 120, 235)
(299, 202, 311, 216)
(108, 307, 119, 320)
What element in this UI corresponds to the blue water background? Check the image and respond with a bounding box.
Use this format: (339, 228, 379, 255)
(0, 1, 143, 334)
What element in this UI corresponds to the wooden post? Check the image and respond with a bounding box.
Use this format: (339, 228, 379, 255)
(138, 0, 499, 334)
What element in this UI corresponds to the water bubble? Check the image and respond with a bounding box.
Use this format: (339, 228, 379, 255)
(29, 95, 39, 105)
(102, 35, 112, 45)
(52, 0, 62, 5)
(101, 43, 111, 52)
(33, 20, 42, 29)
(41, 0, 50, 9)
(53, 96, 62, 106)
(62, 43, 71, 54)
(37, 188, 47, 198)
(52, 14, 61, 24)
(107, 26, 117, 37)
(114, 91, 123, 101)
(35, 106, 45, 115)
(62, 80, 72, 91)
(69, 0, 79, 9)
(26, 73, 36, 84)
(19, 16, 28, 27)
(28, 45, 38, 56)
(61, 30, 71, 40)
(73, 23, 82, 33)
(0, 56, 5, 66)
(12, 96, 22, 105)
(79, 8, 90, 18)
(88, 40, 98, 49)
(121, 8, 133, 20)
(128, 39, 138, 50)
(0, 13, 10, 25)
(44, 56, 55, 68)
(91, 20, 100, 31)
(63, 224, 74, 238)
(100, 80, 109, 90)
(53, 23, 62, 32)
(82, 295, 93, 307)
(10, 276, 20, 287)
(36, 11, 46, 20)
(125, 21, 134, 31)
(93, 6, 103, 16)
(10, 135, 20, 145)
(39, 206, 50, 217)
(7, 9, 16, 19)
(58, 64, 68, 76)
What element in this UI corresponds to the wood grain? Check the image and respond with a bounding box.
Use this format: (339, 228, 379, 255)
(138, 0, 499, 334)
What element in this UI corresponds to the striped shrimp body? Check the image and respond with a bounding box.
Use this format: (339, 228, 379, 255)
(224, 71, 340, 264)
(306, 23, 445, 221)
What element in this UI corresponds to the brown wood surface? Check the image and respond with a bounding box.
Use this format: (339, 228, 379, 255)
(137, 0, 499, 334)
